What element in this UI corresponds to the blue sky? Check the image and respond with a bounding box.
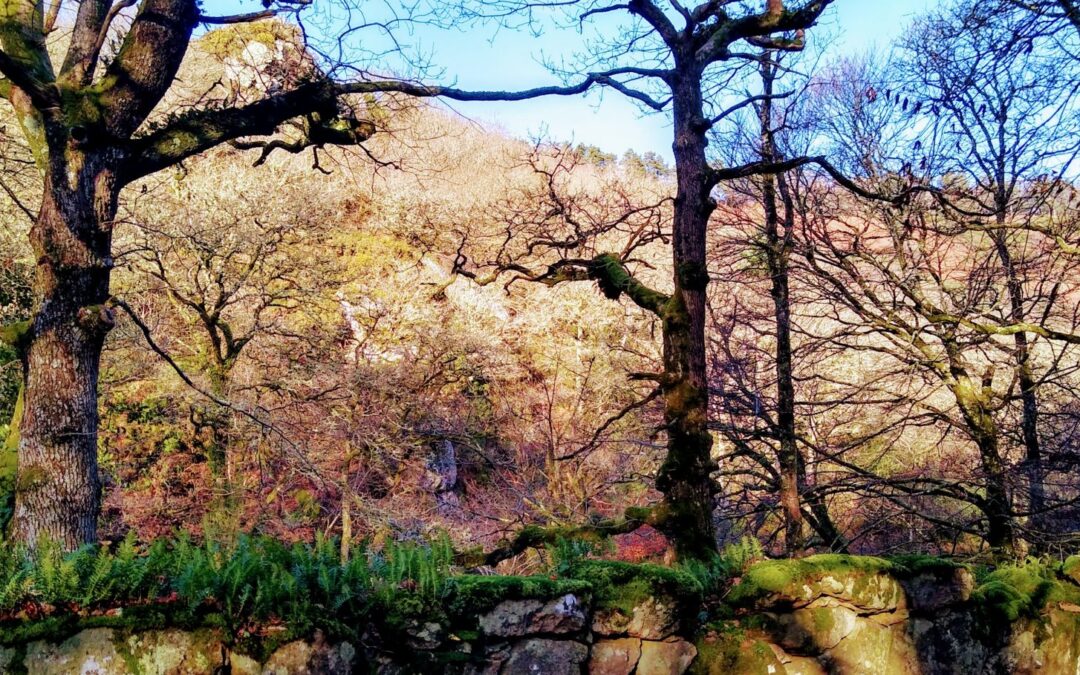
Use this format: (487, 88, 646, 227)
(407, 1, 937, 160)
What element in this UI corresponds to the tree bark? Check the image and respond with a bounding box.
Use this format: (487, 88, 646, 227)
(758, 56, 806, 554)
(990, 229, 1045, 543)
(951, 378, 1018, 556)
(653, 66, 719, 560)
(11, 153, 119, 549)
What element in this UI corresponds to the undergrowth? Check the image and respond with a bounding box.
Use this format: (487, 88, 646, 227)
(0, 532, 456, 643)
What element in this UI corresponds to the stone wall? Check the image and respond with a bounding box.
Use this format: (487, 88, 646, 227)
(2, 556, 1080, 674)
(697, 556, 1080, 674)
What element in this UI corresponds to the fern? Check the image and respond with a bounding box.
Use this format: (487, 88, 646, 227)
(0, 544, 29, 612)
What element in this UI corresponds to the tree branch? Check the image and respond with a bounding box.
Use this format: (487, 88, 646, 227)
(588, 253, 670, 314)
(125, 73, 617, 182)
(476, 507, 653, 567)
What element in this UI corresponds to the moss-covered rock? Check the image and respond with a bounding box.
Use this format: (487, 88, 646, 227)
(443, 575, 591, 617)
(477, 593, 587, 637)
(115, 628, 227, 674)
(570, 560, 701, 639)
(728, 555, 903, 611)
(690, 630, 784, 675)
(25, 628, 124, 675)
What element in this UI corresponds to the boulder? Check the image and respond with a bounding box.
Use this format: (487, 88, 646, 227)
(593, 595, 677, 640)
(777, 605, 859, 651)
(120, 629, 230, 674)
(589, 638, 642, 675)
(263, 637, 355, 674)
(502, 639, 588, 675)
(405, 621, 444, 649)
(902, 567, 974, 612)
(637, 638, 696, 675)
(25, 628, 125, 675)
(479, 593, 587, 637)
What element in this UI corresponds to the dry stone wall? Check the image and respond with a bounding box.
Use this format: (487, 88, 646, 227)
(3, 556, 1080, 674)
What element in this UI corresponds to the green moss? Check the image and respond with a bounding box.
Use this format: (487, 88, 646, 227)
(728, 554, 897, 606)
(888, 554, 967, 577)
(567, 559, 701, 616)
(111, 631, 141, 675)
(14, 465, 46, 492)
(0, 321, 30, 352)
(589, 254, 669, 311)
(690, 629, 783, 675)
(1062, 555, 1080, 585)
(810, 606, 835, 633)
(0, 385, 21, 530)
(444, 575, 590, 616)
(2, 643, 26, 675)
(973, 560, 1080, 620)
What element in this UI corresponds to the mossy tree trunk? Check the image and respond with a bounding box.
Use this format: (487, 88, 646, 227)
(570, 0, 833, 560)
(13, 158, 121, 548)
(658, 65, 721, 560)
(990, 225, 1045, 543)
(948, 363, 1018, 557)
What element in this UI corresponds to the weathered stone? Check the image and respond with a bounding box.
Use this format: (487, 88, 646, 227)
(405, 620, 444, 649)
(772, 604, 858, 652)
(636, 638, 696, 675)
(263, 637, 354, 674)
(0, 647, 19, 673)
(902, 568, 974, 612)
(231, 652, 261, 674)
(25, 628, 124, 675)
(592, 595, 677, 639)
(501, 638, 588, 675)
(866, 609, 909, 627)
(825, 620, 920, 675)
(589, 638, 642, 675)
(784, 654, 828, 675)
(765, 642, 828, 675)
(121, 628, 229, 674)
(479, 593, 587, 637)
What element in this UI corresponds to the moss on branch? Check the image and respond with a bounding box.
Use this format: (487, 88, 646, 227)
(474, 506, 658, 568)
(589, 253, 669, 314)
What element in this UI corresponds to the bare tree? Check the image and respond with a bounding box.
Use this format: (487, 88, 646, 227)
(452, 0, 837, 558)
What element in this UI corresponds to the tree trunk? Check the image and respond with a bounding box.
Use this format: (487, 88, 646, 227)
(991, 229, 1045, 543)
(979, 433, 1018, 556)
(954, 387, 1018, 556)
(10, 154, 118, 549)
(654, 68, 718, 560)
(759, 55, 806, 554)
